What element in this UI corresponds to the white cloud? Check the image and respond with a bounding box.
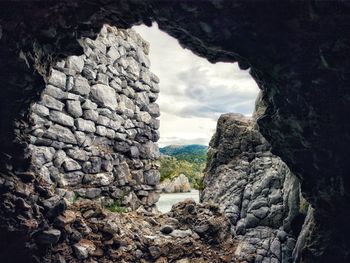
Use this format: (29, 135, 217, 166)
(133, 23, 259, 147)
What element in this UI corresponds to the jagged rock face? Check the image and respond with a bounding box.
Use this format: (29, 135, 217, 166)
(201, 113, 305, 263)
(1, 1, 350, 262)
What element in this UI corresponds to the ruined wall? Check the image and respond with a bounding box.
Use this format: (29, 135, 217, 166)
(201, 112, 305, 263)
(25, 25, 161, 211)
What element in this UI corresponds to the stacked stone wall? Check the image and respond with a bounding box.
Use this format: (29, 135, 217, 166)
(25, 25, 161, 211)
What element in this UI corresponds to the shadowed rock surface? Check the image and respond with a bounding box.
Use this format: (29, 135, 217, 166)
(1, 1, 350, 262)
(37, 199, 236, 263)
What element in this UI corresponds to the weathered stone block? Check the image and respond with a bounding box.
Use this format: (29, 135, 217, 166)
(45, 124, 77, 144)
(49, 110, 74, 127)
(144, 170, 160, 186)
(41, 94, 64, 111)
(91, 84, 118, 109)
(66, 55, 85, 73)
(72, 76, 90, 95)
(75, 118, 96, 133)
(66, 100, 83, 118)
(32, 103, 49, 117)
(48, 69, 67, 89)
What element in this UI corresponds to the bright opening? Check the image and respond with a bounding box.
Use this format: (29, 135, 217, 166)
(133, 23, 259, 212)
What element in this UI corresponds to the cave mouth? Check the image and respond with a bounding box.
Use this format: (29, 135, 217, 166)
(2, 1, 349, 261)
(133, 23, 260, 211)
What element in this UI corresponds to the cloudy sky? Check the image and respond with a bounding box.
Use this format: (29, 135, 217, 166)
(133, 23, 259, 147)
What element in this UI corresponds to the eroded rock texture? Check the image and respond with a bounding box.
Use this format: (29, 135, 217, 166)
(201, 113, 306, 263)
(1, 1, 350, 262)
(34, 199, 236, 262)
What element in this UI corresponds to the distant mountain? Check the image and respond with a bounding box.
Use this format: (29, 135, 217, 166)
(160, 144, 208, 163)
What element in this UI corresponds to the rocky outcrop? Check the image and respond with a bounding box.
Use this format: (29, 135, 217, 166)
(160, 174, 191, 193)
(201, 113, 306, 263)
(38, 199, 236, 263)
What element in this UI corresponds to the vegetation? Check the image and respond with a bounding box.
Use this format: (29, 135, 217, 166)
(159, 144, 207, 190)
(106, 199, 128, 213)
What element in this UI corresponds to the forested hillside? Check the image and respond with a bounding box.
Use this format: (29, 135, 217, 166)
(159, 145, 208, 189)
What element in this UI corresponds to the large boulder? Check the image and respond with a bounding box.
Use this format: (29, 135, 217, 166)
(201, 113, 306, 263)
(160, 174, 191, 193)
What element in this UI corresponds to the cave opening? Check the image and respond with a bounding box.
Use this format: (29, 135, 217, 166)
(1, 1, 350, 262)
(133, 23, 260, 212)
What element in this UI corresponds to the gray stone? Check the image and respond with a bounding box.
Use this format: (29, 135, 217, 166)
(41, 94, 64, 111)
(83, 172, 114, 186)
(75, 118, 96, 133)
(83, 109, 99, 121)
(45, 124, 77, 144)
(82, 66, 96, 80)
(138, 111, 152, 124)
(48, 69, 66, 89)
(97, 115, 110, 126)
(97, 72, 109, 85)
(82, 99, 98, 110)
(170, 229, 192, 238)
(66, 100, 83, 117)
(136, 92, 149, 109)
(140, 141, 160, 160)
(126, 128, 137, 139)
(245, 214, 260, 228)
(110, 79, 122, 92)
(130, 146, 139, 158)
(60, 171, 84, 186)
(105, 128, 115, 139)
(30, 146, 55, 167)
(118, 94, 135, 112)
(49, 110, 74, 127)
(147, 103, 160, 117)
(66, 75, 74, 91)
(63, 158, 82, 172)
(126, 57, 140, 79)
(107, 46, 121, 62)
(115, 162, 130, 182)
(32, 103, 49, 117)
(72, 76, 90, 96)
(115, 133, 127, 141)
(91, 84, 118, 109)
(30, 113, 47, 126)
(144, 170, 160, 186)
(44, 85, 66, 99)
(66, 55, 84, 73)
(252, 207, 269, 219)
(96, 125, 107, 136)
(54, 150, 66, 167)
(136, 47, 150, 68)
(85, 188, 102, 199)
(73, 244, 89, 260)
(109, 120, 121, 131)
(74, 131, 86, 146)
(66, 148, 89, 161)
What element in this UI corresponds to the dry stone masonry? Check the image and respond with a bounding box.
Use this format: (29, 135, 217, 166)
(27, 25, 161, 211)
